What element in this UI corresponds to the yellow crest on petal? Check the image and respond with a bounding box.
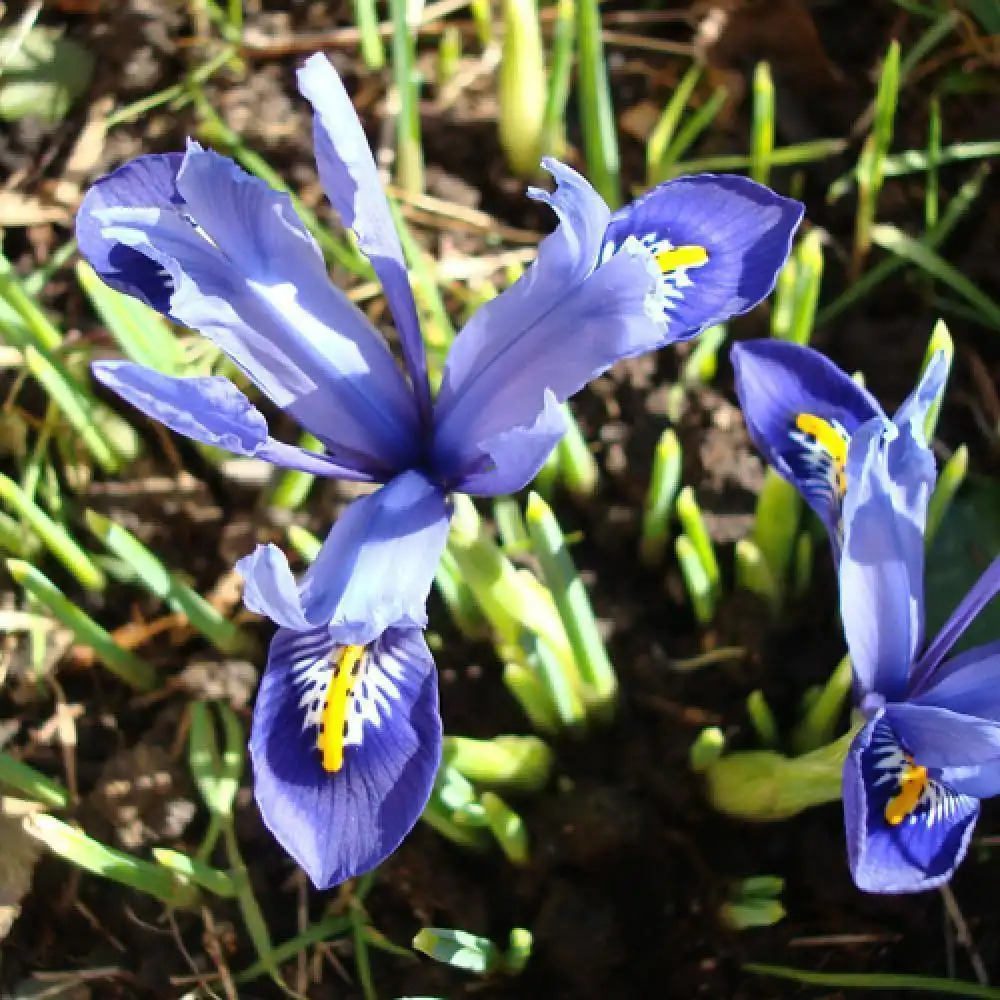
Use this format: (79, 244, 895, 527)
(318, 644, 365, 773)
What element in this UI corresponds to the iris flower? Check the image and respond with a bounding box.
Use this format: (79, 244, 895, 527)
(839, 420, 1000, 892)
(76, 54, 802, 888)
(731, 338, 944, 552)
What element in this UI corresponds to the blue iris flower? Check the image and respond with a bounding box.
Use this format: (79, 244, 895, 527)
(731, 338, 944, 553)
(76, 54, 802, 888)
(839, 420, 1000, 892)
(732, 338, 1000, 891)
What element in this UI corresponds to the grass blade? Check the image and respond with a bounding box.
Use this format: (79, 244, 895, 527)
(390, 0, 425, 194)
(745, 963, 1000, 998)
(540, 0, 575, 159)
(0, 751, 70, 808)
(0, 475, 105, 590)
(353, 0, 386, 69)
(870, 223, 1000, 329)
(85, 510, 248, 654)
(25, 813, 197, 907)
(658, 87, 729, 178)
(8, 559, 158, 691)
(819, 164, 988, 323)
(526, 492, 617, 716)
(852, 40, 900, 272)
(576, 0, 620, 206)
(750, 61, 774, 185)
(24, 345, 138, 473)
(646, 63, 701, 186)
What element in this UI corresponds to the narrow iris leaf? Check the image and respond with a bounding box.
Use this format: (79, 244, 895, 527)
(746, 964, 1000, 998)
(871, 224, 1000, 329)
(25, 813, 198, 907)
(480, 792, 530, 865)
(85, 510, 248, 654)
(575, 0, 619, 206)
(0, 751, 69, 808)
(0, 479, 105, 591)
(640, 428, 682, 568)
(8, 559, 157, 692)
(750, 62, 775, 186)
(526, 492, 616, 716)
(646, 63, 701, 186)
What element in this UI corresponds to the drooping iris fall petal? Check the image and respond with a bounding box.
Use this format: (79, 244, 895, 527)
(843, 716, 979, 894)
(251, 624, 441, 888)
(604, 174, 803, 343)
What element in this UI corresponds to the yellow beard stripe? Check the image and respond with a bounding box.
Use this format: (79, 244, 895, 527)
(655, 245, 709, 273)
(318, 644, 365, 773)
(885, 760, 929, 827)
(794, 413, 849, 494)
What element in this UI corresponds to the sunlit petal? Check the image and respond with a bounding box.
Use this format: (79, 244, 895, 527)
(251, 624, 441, 888)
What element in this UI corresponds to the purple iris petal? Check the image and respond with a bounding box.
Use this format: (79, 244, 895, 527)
(892, 349, 948, 436)
(604, 174, 803, 343)
(238, 543, 312, 631)
(250, 623, 441, 889)
(455, 390, 567, 496)
(912, 554, 1000, 687)
(910, 640, 1000, 718)
(731, 339, 881, 541)
(887, 702, 1000, 769)
(884, 351, 945, 537)
(939, 762, 1000, 799)
(844, 716, 979, 893)
(92, 360, 373, 480)
(432, 162, 665, 482)
(77, 143, 421, 477)
(297, 55, 432, 422)
(76, 152, 185, 313)
(238, 470, 451, 646)
(840, 423, 926, 701)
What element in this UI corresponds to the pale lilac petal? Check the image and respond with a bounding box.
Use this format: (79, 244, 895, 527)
(79, 144, 420, 476)
(888, 702, 1000, 768)
(884, 351, 945, 538)
(939, 762, 1000, 800)
(93, 360, 372, 480)
(840, 423, 925, 700)
(238, 543, 313, 631)
(297, 55, 431, 420)
(450, 390, 567, 496)
(436, 160, 608, 415)
(238, 471, 450, 646)
(432, 162, 663, 480)
(912, 555, 1000, 684)
(892, 349, 948, 441)
(76, 152, 184, 312)
(910, 641, 1000, 718)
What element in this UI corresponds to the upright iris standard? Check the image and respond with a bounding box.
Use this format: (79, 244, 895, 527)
(77, 54, 802, 887)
